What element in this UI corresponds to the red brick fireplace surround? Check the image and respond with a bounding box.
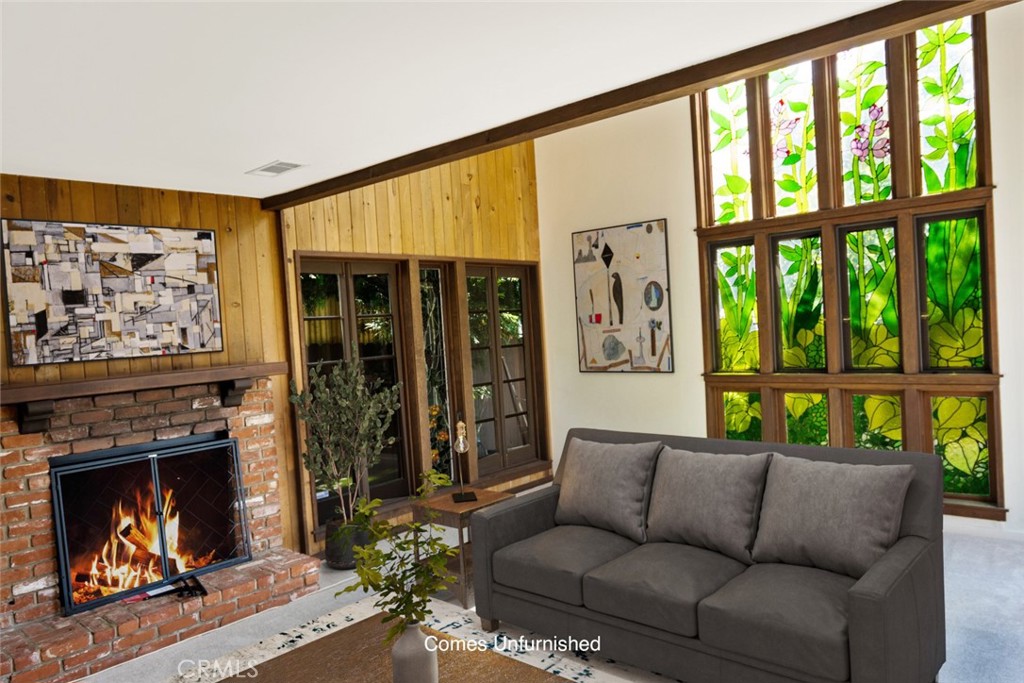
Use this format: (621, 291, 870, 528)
(0, 377, 320, 683)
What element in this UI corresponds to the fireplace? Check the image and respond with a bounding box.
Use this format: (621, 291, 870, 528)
(49, 433, 251, 615)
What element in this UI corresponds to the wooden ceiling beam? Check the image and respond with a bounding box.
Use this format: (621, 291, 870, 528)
(261, 0, 1016, 212)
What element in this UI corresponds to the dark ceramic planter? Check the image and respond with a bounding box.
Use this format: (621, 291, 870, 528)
(325, 519, 369, 570)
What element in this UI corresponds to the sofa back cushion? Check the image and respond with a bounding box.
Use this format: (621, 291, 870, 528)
(646, 448, 771, 563)
(752, 453, 915, 578)
(554, 437, 662, 543)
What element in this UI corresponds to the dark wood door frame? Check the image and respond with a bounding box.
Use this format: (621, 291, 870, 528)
(260, 0, 1014, 212)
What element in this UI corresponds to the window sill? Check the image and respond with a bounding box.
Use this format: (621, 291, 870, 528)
(944, 499, 1007, 522)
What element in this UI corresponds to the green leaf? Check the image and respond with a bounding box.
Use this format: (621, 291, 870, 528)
(952, 111, 975, 140)
(778, 197, 797, 207)
(921, 27, 941, 46)
(725, 174, 750, 195)
(922, 80, 944, 97)
(840, 111, 858, 126)
(926, 134, 947, 148)
(946, 32, 970, 45)
(862, 85, 886, 109)
(710, 110, 732, 131)
(943, 19, 964, 41)
(789, 101, 809, 113)
(921, 114, 945, 126)
(712, 132, 734, 152)
(918, 45, 938, 68)
(781, 153, 801, 166)
(777, 178, 802, 193)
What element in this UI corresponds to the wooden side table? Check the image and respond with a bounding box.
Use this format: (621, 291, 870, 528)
(412, 487, 513, 608)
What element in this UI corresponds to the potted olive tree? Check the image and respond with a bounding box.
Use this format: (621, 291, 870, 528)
(289, 346, 402, 569)
(343, 471, 458, 683)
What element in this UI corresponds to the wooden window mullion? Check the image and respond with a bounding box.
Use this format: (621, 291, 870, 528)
(753, 232, 776, 373)
(692, 96, 715, 228)
(886, 36, 917, 199)
(814, 57, 842, 211)
(895, 210, 922, 374)
(819, 222, 845, 374)
(972, 15, 993, 188)
(747, 77, 774, 221)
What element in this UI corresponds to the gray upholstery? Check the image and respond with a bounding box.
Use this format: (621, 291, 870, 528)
(647, 448, 770, 563)
(849, 536, 947, 683)
(699, 563, 857, 682)
(557, 428, 943, 541)
(475, 429, 946, 683)
(752, 453, 915, 578)
(471, 485, 560, 621)
(582, 543, 745, 637)
(492, 525, 637, 605)
(554, 437, 662, 542)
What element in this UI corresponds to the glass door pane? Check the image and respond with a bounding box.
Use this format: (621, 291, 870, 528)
(352, 265, 407, 497)
(467, 272, 500, 468)
(421, 267, 453, 477)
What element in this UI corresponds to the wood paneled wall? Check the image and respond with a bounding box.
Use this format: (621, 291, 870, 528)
(279, 142, 539, 261)
(0, 174, 301, 550)
(279, 142, 541, 551)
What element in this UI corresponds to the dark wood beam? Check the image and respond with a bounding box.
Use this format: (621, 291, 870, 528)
(261, 0, 1016, 211)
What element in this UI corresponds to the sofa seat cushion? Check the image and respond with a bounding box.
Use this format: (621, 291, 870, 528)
(698, 564, 857, 682)
(582, 543, 746, 637)
(492, 525, 637, 605)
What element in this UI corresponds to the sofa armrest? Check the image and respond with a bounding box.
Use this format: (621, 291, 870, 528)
(848, 535, 945, 683)
(471, 485, 560, 620)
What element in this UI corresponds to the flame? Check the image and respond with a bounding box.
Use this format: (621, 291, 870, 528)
(71, 483, 216, 605)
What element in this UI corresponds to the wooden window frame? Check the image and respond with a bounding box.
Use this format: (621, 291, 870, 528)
(695, 14, 1005, 520)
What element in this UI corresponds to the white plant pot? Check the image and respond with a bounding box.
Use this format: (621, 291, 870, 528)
(391, 622, 438, 683)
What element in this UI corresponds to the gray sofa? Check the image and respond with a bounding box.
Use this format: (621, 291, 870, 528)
(472, 428, 945, 683)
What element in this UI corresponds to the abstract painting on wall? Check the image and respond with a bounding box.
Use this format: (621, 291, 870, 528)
(572, 219, 673, 372)
(2, 220, 222, 366)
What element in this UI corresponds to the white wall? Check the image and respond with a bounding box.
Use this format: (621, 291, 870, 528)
(536, 2, 1023, 536)
(535, 97, 706, 462)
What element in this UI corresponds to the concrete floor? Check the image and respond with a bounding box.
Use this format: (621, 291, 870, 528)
(82, 529, 1024, 683)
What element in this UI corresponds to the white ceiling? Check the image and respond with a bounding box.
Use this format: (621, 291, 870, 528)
(1, 1, 891, 200)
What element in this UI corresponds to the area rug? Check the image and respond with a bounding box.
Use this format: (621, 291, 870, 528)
(173, 595, 671, 682)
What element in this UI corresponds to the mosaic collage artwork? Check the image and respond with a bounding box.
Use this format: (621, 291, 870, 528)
(572, 219, 673, 372)
(2, 220, 222, 366)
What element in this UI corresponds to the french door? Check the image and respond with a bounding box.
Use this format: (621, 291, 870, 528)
(299, 260, 410, 525)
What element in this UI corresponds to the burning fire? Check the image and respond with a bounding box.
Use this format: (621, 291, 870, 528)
(72, 483, 216, 604)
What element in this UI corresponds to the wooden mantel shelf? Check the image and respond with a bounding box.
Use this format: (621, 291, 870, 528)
(0, 361, 289, 406)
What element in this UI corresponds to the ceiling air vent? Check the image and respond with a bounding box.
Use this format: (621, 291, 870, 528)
(245, 160, 303, 177)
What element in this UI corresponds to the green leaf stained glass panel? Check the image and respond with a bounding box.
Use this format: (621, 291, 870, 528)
(769, 61, 817, 215)
(845, 226, 900, 369)
(918, 18, 977, 194)
(785, 392, 829, 446)
(708, 81, 753, 225)
(837, 40, 893, 205)
(776, 235, 825, 369)
(922, 216, 985, 369)
(932, 395, 989, 495)
(724, 392, 762, 441)
(714, 244, 759, 372)
(853, 394, 902, 450)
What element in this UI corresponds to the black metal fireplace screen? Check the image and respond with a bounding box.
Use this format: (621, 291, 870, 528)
(49, 433, 251, 615)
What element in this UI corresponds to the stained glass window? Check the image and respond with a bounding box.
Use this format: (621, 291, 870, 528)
(775, 235, 824, 369)
(843, 226, 900, 369)
(918, 18, 976, 194)
(708, 80, 753, 224)
(714, 243, 759, 371)
(932, 395, 989, 495)
(921, 215, 985, 369)
(724, 391, 762, 441)
(837, 40, 892, 204)
(769, 61, 817, 215)
(853, 394, 902, 450)
(785, 392, 829, 446)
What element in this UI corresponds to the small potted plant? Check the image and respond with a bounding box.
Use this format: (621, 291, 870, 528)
(289, 346, 402, 569)
(343, 471, 458, 683)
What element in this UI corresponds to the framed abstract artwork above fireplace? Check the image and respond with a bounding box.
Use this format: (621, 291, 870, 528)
(1, 218, 223, 366)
